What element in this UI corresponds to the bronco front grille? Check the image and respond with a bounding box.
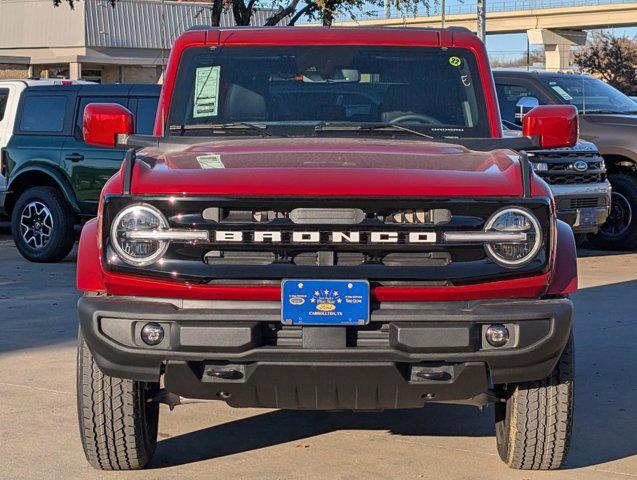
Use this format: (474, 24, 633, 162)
(102, 196, 552, 285)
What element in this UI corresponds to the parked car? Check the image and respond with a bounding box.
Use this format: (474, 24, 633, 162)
(76, 27, 577, 471)
(0, 83, 160, 262)
(494, 70, 637, 250)
(0, 79, 93, 212)
(504, 122, 610, 245)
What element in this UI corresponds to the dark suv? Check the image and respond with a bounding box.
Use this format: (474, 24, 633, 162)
(0, 83, 160, 262)
(495, 70, 637, 250)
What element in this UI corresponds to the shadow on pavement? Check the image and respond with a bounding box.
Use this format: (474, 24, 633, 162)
(0, 241, 78, 353)
(563, 280, 637, 469)
(150, 404, 494, 468)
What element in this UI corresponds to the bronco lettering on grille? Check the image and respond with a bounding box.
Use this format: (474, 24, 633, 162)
(212, 231, 438, 244)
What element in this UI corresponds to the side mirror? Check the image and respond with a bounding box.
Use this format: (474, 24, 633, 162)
(515, 96, 540, 125)
(523, 105, 579, 149)
(83, 103, 135, 148)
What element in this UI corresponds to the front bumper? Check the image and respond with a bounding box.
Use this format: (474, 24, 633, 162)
(79, 295, 572, 409)
(551, 183, 611, 233)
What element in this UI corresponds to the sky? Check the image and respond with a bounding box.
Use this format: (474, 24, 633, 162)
(363, 0, 637, 63)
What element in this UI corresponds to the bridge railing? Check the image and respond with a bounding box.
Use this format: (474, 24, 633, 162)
(338, 0, 637, 22)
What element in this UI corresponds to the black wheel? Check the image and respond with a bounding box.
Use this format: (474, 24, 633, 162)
(574, 233, 587, 248)
(589, 173, 637, 250)
(10, 186, 76, 262)
(77, 330, 159, 470)
(495, 334, 574, 470)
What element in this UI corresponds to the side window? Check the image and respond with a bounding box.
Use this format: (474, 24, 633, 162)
(0, 88, 9, 122)
(18, 95, 68, 133)
(135, 97, 159, 135)
(496, 84, 538, 125)
(75, 96, 128, 140)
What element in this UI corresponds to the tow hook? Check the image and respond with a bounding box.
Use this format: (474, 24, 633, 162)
(411, 365, 453, 382)
(415, 370, 451, 381)
(150, 389, 216, 410)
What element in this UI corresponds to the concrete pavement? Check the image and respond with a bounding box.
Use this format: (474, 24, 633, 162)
(1, 234, 636, 479)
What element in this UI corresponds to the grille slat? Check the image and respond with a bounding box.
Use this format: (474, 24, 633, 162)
(569, 197, 602, 209)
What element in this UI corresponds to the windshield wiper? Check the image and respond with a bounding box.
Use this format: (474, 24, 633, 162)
(169, 122, 272, 136)
(314, 122, 434, 139)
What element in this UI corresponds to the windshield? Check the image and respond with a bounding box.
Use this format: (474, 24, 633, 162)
(540, 75, 637, 114)
(167, 46, 490, 137)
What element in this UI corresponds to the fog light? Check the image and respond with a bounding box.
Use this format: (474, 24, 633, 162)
(486, 324, 509, 347)
(141, 322, 164, 346)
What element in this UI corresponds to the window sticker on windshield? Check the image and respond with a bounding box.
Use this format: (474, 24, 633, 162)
(196, 153, 224, 169)
(449, 56, 462, 67)
(550, 85, 574, 101)
(193, 66, 220, 118)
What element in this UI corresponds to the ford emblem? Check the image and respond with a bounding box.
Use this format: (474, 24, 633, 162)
(573, 161, 589, 172)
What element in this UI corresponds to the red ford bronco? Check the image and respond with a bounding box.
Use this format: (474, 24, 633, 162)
(76, 27, 578, 471)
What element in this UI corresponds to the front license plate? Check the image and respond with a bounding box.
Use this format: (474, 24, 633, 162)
(282, 279, 370, 326)
(578, 208, 596, 226)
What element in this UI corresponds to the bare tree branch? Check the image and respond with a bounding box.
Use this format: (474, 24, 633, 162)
(575, 31, 637, 96)
(265, 0, 302, 26)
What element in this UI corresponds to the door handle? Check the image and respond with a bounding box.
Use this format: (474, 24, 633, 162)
(66, 153, 84, 162)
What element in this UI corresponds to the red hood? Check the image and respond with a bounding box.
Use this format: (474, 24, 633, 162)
(131, 138, 523, 197)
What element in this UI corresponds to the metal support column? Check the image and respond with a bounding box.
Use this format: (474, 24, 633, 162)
(477, 0, 486, 42)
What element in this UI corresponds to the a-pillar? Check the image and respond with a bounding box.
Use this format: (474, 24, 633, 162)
(69, 61, 82, 80)
(527, 29, 588, 71)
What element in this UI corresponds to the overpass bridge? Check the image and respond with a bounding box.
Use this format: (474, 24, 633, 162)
(334, 0, 637, 69)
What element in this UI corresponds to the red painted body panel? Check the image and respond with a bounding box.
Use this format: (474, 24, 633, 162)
(547, 220, 578, 295)
(76, 218, 105, 293)
(523, 105, 579, 150)
(83, 103, 134, 148)
(97, 269, 550, 302)
(131, 139, 523, 197)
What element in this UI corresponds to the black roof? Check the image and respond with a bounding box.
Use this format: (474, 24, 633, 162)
(24, 83, 160, 96)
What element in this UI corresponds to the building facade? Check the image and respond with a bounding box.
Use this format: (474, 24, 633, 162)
(0, 0, 278, 83)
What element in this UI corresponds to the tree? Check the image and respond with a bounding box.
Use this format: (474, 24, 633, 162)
(53, 0, 431, 28)
(490, 51, 545, 69)
(575, 31, 637, 96)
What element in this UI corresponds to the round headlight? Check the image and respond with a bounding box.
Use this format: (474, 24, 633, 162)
(484, 208, 542, 267)
(110, 204, 169, 266)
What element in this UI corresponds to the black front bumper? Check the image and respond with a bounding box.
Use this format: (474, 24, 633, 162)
(78, 295, 572, 409)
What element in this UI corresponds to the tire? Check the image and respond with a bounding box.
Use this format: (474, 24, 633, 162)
(77, 330, 159, 470)
(10, 186, 76, 262)
(495, 334, 574, 470)
(574, 233, 587, 248)
(588, 173, 637, 250)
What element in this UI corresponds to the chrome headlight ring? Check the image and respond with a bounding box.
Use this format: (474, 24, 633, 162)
(484, 207, 543, 268)
(110, 203, 170, 267)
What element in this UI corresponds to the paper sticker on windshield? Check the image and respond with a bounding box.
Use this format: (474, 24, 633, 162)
(193, 66, 220, 118)
(550, 85, 574, 101)
(449, 56, 462, 67)
(196, 153, 224, 169)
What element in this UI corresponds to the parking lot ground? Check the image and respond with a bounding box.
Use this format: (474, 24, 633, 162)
(1, 233, 636, 480)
